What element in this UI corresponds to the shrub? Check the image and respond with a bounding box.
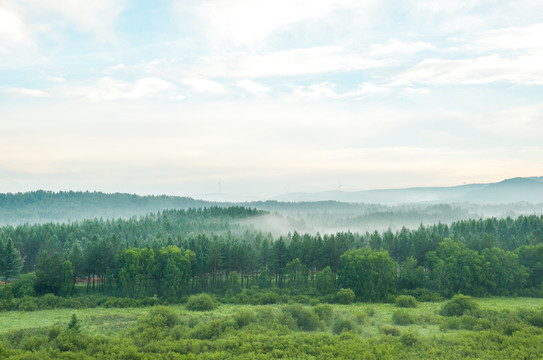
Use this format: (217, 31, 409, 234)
(12, 273, 37, 298)
(282, 305, 321, 331)
(519, 308, 543, 328)
(256, 291, 279, 305)
(335, 288, 355, 304)
(313, 304, 334, 323)
(400, 331, 419, 346)
(234, 309, 256, 328)
(392, 310, 416, 325)
(395, 295, 418, 308)
(332, 317, 356, 334)
(354, 310, 367, 324)
(186, 293, 217, 311)
(148, 306, 181, 328)
(381, 325, 401, 336)
(18, 297, 38, 311)
(191, 319, 225, 340)
(440, 294, 478, 317)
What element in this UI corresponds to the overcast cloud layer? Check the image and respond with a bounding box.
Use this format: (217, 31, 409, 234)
(1, 0, 543, 198)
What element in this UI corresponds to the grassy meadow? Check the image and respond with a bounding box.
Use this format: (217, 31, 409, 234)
(1, 296, 543, 359)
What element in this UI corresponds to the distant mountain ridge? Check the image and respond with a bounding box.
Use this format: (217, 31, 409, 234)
(273, 176, 543, 204)
(1, 177, 542, 225)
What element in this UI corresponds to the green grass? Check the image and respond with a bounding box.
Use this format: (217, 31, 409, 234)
(0, 307, 147, 336)
(0, 297, 541, 338)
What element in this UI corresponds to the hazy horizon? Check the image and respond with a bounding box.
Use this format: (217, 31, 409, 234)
(2, 1, 543, 198)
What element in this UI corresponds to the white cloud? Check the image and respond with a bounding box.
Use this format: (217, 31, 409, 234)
(0, 4, 28, 45)
(399, 53, 543, 85)
(237, 80, 270, 94)
(182, 78, 225, 94)
(195, 46, 382, 79)
(293, 82, 340, 99)
(369, 39, 434, 57)
(471, 103, 543, 138)
(345, 83, 389, 97)
(124, 78, 172, 99)
(413, 0, 491, 14)
(293, 81, 388, 99)
(25, 0, 127, 39)
(475, 23, 543, 51)
(191, 0, 377, 46)
(53, 77, 173, 101)
(3, 88, 51, 98)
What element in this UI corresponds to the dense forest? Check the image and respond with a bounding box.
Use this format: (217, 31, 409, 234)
(2, 206, 543, 307)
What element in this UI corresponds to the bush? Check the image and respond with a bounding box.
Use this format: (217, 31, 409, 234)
(332, 317, 356, 334)
(440, 294, 478, 317)
(392, 310, 416, 325)
(148, 306, 181, 328)
(400, 288, 443, 302)
(313, 304, 334, 323)
(234, 309, 256, 328)
(282, 305, 321, 331)
(381, 325, 401, 336)
(335, 288, 355, 304)
(191, 319, 225, 340)
(395, 295, 418, 308)
(12, 273, 37, 298)
(400, 331, 419, 346)
(255, 291, 279, 305)
(185, 293, 217, 311)
(18, 297, 38, 311)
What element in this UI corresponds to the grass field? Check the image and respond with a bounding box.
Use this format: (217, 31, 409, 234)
(1, 297, 541, 337)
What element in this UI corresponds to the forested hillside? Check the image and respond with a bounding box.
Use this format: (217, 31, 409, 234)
(2, 206, 543, 307)
(0, 191, 210, 225)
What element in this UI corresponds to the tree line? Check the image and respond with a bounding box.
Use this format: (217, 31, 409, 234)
(2, 208, 543, 301)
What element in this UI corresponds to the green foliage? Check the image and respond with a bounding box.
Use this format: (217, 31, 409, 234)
(191, 319, 225, 340)
(335, 288, 355, 304)
(315, 266, 336, 295)
(400, 331, 419, 346)
(282, 304, 321, 331)
(11, 272, 37, 298)
(338, 248, 397, 301)
(0, 237, 24, 282)
(226, 271, 242, 293)
(185, 293, 217, 311)
(147, 306, 181, 328)
(257, 266, 273, 289)
(381, 325, 401, 336)
(395, 295, 418, 308)
(392, 309, 416, 325)
(440, 294, 479, 317)
(332, 316, 356, 334)
(66, 313, 81, 333)
(313, 304, 334, 323)
(34, 252, 63, 295)
(233, 309, 256, 328)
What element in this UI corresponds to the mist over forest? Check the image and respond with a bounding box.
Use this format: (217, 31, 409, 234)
(2, 177, 543, 235)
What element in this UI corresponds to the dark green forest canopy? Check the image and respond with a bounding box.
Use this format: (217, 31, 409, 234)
(2, 204, 543, 301)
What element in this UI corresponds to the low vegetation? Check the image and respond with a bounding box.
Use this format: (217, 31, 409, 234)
(0, 297, 542, 358)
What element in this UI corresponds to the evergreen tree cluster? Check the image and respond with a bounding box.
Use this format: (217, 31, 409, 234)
(2, 207, 543, 301)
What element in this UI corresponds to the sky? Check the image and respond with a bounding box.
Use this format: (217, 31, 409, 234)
(1, 0, 543, 199)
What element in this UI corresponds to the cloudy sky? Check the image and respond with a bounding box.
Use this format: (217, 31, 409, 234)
(1, 0, 542, 198)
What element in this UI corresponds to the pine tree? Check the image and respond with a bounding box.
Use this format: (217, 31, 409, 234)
(67, 313, 81, 332)
(0, 236, 5, 278)
(1, 237, 24, 282)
